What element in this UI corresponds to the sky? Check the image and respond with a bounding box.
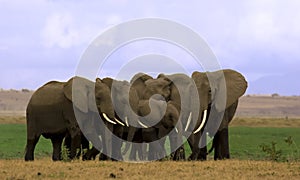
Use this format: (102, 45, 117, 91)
(0, 0, 300, 95)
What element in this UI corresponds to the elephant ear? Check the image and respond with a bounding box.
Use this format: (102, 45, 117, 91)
(213, 69, 247, 112)
(130, 73, 153, 98)
(102, 77, 113, 89)
(64, 76, 95, 113)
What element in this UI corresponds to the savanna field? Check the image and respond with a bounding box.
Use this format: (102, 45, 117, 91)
(0, 90, 300, 179)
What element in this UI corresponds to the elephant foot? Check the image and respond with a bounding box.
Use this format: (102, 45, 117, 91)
(25, 154, 34, 161)
(197, 147, 207, 161)
(84, 147, 100, 160)
(172, 146, 185, 161)
(188, 153, 198, 161)
(213, 129, 230, 160)
(99, 153, 111, 161)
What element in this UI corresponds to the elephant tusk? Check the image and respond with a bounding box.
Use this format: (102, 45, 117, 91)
(184, 112, 192, 131)
(102, 113, 116, 124)
(114, 118, 125, 126)
(193, 110, 207, 134)
(174, 127, 178, 133)
(124, 116, 129, 127)
(138, 121, 149, 128)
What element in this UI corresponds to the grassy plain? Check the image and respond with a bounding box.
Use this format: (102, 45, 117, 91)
(1, 159, 300, 180)
(0, 93, 300, 179)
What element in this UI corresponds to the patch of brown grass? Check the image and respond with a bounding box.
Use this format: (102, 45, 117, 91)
(0, 115, 25, 124)
(231, 117, 300, 127)
(0, 159, 299, 179)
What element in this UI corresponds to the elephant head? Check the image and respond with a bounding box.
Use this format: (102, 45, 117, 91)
(191, 69, 247, 133)
(156, 73, 200, 133)
(63, 76, 116, 124)
(130, 73, 171, 101)
(102, 77, 140, 127)
(192, 69, 247, 113)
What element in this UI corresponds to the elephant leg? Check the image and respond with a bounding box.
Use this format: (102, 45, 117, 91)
(69, 133, 81, 159)
(100, 123, 113, 160)
(197, 130, 207, 161)
(83, 146, 100, 160)
(81, 134, 90, 159)
(111, 138, 123, 161)
(25, 135, 40, 161)
(214, 128, 230, 160)
(129, 144, 137, 161)
(168, 129, 185, 161)
(50, 134, 64, 161)
(188, 132, 201, 160)
(172, 146, 185, 161)
(148, 141, 165, 161)
(138, 143, 147, 161)
(111, 126, 123, 161)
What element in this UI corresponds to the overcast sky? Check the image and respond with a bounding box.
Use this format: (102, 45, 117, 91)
(1, 0, 299, 95)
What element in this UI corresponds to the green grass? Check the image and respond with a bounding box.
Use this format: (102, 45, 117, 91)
(0, 124, 299, 161)
(0, 124, 52, 159)
(229, 127, 300, 161)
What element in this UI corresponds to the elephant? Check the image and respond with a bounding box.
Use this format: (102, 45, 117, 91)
(190, 69, 247, 160)
(121, 73, 184, 161)
(25, 76, 117, 161)
(122, 99, 180, 161)
(83, 77, 141, 161)
(156, 73, 201, 160)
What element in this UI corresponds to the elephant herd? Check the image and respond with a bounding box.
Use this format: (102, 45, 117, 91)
(25, 69, 247, 162)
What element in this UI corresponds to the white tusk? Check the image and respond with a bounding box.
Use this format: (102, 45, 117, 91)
(114, 118, 125, 126)
(184, 112, 192, 131)
(193, 110, 207, 134)
(102, 113, 116, 124)
(124, 116, 129, 127)
(138, 121, 149, 128)
(174, 127, 178, 133)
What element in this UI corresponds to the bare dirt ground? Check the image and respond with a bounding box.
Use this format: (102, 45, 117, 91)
(1, 159, 300, 180)
(236, 95, 300, 118)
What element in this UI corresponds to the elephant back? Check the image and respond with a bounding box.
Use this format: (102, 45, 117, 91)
(29, 81, 65, 106)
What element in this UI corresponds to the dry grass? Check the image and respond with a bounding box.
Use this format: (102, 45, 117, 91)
(231, 117, 300, 127)
(0, 159, 299, 179)
(0, 115, 26, 124)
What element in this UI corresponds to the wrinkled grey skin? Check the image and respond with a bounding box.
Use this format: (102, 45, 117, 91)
(121, 73, 184, 161)
(156, 73, 199, 160)
(190, 69, 247, 160)
(25, 76, 115, 161)
(83, 77, 141, 161)
(123, 99, 180, 161)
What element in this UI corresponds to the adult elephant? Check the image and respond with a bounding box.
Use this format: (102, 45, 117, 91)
(156, 73, 200, 160)
(190, 69, 247, 160)
(84, 77, 140, 161)
(25, 76, 117, 161)
(124, 73, 184, 161)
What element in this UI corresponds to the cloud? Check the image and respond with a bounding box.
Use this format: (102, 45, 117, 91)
(41, 12, 80, 48)
(41, 12, 123, 49)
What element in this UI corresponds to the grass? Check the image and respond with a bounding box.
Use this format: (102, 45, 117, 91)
(1, 159, 300, 179)
(0, 124, 299, 162)
(229, 127, 300, 161)
(0, 124, 52, 159)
